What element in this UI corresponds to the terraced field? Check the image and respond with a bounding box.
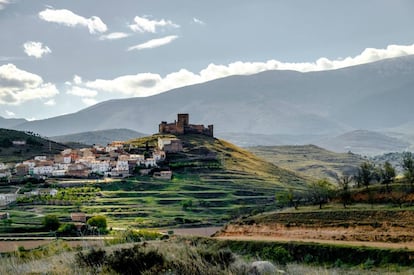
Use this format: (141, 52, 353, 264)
(1, 134, 310, 231)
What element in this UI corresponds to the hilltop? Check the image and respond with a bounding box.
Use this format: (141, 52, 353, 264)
(127, 134, 308, 191)
(247, 144, 364, 182)
(0, 128, 68, 163)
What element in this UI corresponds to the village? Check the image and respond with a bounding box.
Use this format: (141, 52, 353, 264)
(0, 114, 214, 207)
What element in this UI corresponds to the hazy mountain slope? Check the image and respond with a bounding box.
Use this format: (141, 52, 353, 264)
(247, 144, 363, 182)
(315, 130, 410, 155)
(0, 128, 68, 163)
(50, 128, 147, 146)
(0, 116, 27, 129)
(13, 55, 414, 138)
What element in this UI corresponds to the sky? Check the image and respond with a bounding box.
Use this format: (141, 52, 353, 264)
(1, 0, 414, 120)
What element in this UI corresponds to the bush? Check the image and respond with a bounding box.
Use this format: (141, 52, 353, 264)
(261, 246, 292, 265)
(87, 215, 107, 233)
(42, 215, 60, 231)
(106, 245, 165, 274)
(200, 249, 235, 269)
(75, 248, 107, 268)
(57, 223, 78, 236)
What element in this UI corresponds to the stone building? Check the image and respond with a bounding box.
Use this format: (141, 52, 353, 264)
(159, 113, 213, 137)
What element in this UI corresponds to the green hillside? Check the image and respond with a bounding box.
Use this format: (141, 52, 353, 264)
(0, 128, 69, 163)
(247, 144, 364, 182)
(128, 134, 308, 190)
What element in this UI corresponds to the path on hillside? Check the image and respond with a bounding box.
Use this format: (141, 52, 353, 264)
(215, 235, 414, 250)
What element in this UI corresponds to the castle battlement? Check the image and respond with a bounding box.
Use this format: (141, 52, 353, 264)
(159, 114, 213, 137)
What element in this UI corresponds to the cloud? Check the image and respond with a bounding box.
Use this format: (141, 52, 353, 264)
(23, 41, 51, 58)
(128, 35, 178, 51)
(5, 110, 15, 117)
(81, 98, 98, 106)
(0, 64, 59, 105)
(44, 99, 56, 106)
(99, 32, 130, 40)
(38, 8, 107, 34)
(193, 17, 205, 25)
(0, 0, 10, 10)
(129, 16, 179, 33)
(67, 86, 98, 98)
(70, 43, 414, 99)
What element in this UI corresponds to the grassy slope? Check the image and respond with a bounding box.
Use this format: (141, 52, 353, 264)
(128, 134, 308, 190)
(0, 128, 68, 163)
(247, 144, 363, 182)
(2, 134, 310, 230)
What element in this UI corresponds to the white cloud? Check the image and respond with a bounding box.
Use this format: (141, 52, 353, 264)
(5, 110, 15, 117)
(23, 41, 51, 58)
(0, 0, 10, 10)
(100, 32, 130, 40)
(193, 17, 205, 25)
(71, 43, 414, 99)
(44, 99, 56, 106)
(129, 16, 179, 33)
(81, 98, 98, 106)
(73, 75, 82, 85)
(38, 8, 107, 34)
(67, 86, 98, 98)
(0, 64, 59, 105)
(128, 35, 178, 51)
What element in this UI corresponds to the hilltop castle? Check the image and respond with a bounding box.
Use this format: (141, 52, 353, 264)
(159, 114, 214, 137)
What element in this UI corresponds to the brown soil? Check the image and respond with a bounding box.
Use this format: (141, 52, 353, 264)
(214, 209, 414, 250)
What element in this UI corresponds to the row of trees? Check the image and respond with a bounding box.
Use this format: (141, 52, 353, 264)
(277, 152, 414, 210)
(355, 152, 414, 189)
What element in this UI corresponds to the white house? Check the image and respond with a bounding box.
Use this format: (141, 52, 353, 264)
(90, 161, 110, 173)
(116, 160, 129, 171)
(33, 165, 54, 175)
(23, 160, 36, 169)
(12, 140, 26, 146)
(52, 169, 67, 177)
(34, 156, 47, 161)
(144, 158, 157, 168)
(0, 194, 18, 206)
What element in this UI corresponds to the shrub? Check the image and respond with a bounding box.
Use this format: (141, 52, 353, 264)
(57, 223, 78, 236)
(261, 246, 292, 265)
(87, 215, 107, 233)
(42, 215, 60, 231)
(106, 245, 165, 274)
(75, 248, 107, 268)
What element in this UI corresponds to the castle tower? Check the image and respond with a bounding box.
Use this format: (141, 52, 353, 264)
(176, 113, 189, 134)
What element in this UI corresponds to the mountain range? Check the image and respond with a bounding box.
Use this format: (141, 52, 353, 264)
(2, 55, 414, 153)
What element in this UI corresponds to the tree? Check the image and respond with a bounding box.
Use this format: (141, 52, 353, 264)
(42, 215, 60, 231)
(356, 162, 375, 189)
(310, 179, 334, 209)
(57, 223, 78, 236)
(402, 152, 414, 189)
(87, 215, 107, 233)
(380, 161, 396, 192)
(181, 199, 193, 210)
(337, 175, 352, 208)
(276, 188, 302, 210)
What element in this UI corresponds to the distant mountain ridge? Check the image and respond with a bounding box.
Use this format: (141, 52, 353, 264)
(0, 116, 28, 129)
(315, 130, 410, 155)
(50, 128, 147, 146)
(10, 55, 414, 152)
